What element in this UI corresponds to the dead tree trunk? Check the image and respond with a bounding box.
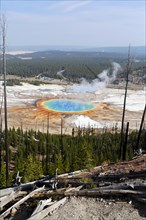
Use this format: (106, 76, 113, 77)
(122, 122, 129, 161)
(136, 104, 146, 150)
(119, 46, 133, 160)
(1, 14, 9, 186)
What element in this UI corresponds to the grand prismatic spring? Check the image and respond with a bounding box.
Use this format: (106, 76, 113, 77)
(37, 99, 96, 113)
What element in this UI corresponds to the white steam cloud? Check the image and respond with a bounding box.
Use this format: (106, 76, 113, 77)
(69, 62, 122, 93)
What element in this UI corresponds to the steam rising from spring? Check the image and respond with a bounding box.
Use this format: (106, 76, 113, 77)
(69, 62, 122, 93)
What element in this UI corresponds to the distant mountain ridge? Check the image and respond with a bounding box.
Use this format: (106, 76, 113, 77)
(6, 45, 146, 56)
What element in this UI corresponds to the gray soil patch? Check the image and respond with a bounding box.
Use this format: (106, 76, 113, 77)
(43, 197, 146, 220)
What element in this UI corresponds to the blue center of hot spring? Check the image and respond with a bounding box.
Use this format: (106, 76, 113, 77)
(43, 99, 95, 112)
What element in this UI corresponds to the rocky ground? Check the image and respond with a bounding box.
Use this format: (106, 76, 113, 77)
(7, 195, 146, 220)
(43, 197, 146, 220)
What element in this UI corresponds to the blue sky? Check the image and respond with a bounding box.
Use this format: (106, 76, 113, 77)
(1, 0, 145, 48)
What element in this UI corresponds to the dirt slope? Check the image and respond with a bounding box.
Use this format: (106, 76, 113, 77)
(43, 197, 146, 220)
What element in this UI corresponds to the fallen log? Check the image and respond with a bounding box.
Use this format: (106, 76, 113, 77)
(0, 186, 45, 219)
(57, 178, 146, 192)
(31, 187, 146, 201)
(27, 197, 67, 220)
(0, 192, 16, 211)
(31, 198, 54, 217)
(64, 189, 146, 197)
(0, 180, 37, 198)
(93, 181, 146, 191)
(0, 187, 17, 198)
(0, 191, 27, 211)
(92, 170, 146, 182)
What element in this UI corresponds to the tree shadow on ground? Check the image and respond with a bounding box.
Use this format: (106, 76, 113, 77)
(133, 201, 146, 218)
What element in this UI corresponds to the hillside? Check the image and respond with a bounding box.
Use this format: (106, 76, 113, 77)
(0, 49, 145, 87)
(1, 154, 146, 219)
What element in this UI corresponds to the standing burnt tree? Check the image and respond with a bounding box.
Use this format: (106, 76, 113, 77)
(119, 46, 133, 161)
(1, 15, 9, 186)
